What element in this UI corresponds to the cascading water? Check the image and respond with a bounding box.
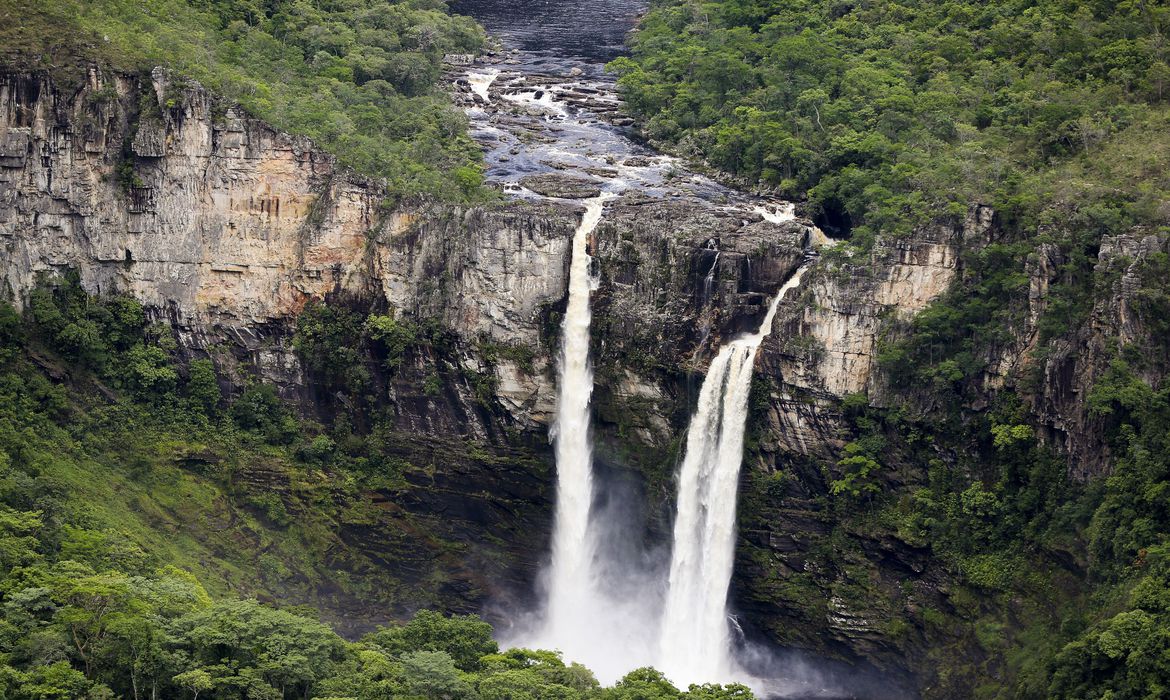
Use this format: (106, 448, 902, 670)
(467, 69, 500, 102)
(544, 196, 608, 642)
(527, 193, 665, 684)
(702, 240, 721, 303)
(658, 262, 812, 688)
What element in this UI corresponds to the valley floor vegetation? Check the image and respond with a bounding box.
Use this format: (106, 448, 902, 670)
(0, 277, 756, 700)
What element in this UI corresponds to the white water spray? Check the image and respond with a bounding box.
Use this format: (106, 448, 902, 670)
(522, 194, 662, 683)
(658, 262, 811, 688)
(545, 196, 607, 639)
(755, 202, 796, 223)
(468, 69, 500, 102)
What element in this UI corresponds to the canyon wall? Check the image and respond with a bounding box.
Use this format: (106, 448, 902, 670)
(4, 66, 1165, 691)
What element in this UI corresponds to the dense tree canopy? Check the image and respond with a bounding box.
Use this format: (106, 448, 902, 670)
(612, 0, 1170, 241)
(6, 0, 490, 201)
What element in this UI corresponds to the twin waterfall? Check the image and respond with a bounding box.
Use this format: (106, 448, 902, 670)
(658, 264, 809, 686)
(534, 198, 807, 688)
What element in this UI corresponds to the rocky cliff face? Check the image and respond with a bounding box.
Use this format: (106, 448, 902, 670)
(0, 66, 819, 631)
(1028, 231, 1170, 478)
(5, 64, 1160, 692)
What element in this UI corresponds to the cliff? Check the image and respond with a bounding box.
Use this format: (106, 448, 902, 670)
(4, 65, 1166, 695)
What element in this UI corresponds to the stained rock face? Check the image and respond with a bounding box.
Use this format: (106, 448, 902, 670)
(1028, 231, 1170, 478)
(1, 69, 376, 329)
(753, 206, 995, 460)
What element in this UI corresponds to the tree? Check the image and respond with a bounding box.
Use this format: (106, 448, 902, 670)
(367, 610, 497, 672)
(0, 505, 42, 570)
(185, 360, 221, 415)
(50, 569, 134, 678)
(123, 344, 178, 399)
(683, 683, 755, 699)
(172, 669, 213, 700)
(399, 650, 472, 699)
(477, 668, 578, 700)
(11, 660, 91, 699)
(605, 668, 680, 700)
(171, 599, 347, 699)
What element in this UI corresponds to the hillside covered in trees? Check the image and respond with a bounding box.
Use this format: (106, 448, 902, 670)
(611, 0, 1170, 242)
(612, 1, 1170, 697)
(4, 0, 489, 200)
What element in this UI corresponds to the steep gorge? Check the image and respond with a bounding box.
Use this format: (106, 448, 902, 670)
(3, 34, 1168, 697)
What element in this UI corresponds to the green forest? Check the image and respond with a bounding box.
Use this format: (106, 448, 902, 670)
(4, 0, 1170, 697)
(4, 0, 489, 200)
(611, 0, 1170, 243)
(0, 280, 758, 699)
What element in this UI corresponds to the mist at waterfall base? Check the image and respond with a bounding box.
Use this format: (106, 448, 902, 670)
(494, 211, 867, 695)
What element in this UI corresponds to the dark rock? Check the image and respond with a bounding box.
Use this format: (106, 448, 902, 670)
(519, 173, 602, 199)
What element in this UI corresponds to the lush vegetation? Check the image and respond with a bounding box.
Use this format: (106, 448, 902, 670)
(828, 364, 1170, 697)
(801, 233, 1170, 693)
(3, 0, 489, 201)
(610, 0, 1170, 242)
(0, 277, 760, 699)
(614, 3, 1170, 695)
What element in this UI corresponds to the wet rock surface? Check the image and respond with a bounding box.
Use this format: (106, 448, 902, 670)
(519, 173, 602, 199)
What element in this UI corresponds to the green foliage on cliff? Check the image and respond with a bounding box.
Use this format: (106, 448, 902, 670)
(0, 278, 759, 699)
(818, 338, 1170, 695)
(5, 0, 488, 201)
(610, 0, 1170, 238)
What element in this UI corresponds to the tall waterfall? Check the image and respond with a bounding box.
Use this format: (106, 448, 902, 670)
(534, 195, 654, 677)
(658, 263, 811, 687)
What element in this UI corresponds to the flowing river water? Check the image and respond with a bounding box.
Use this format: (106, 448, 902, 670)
(446, 2, 872, 698)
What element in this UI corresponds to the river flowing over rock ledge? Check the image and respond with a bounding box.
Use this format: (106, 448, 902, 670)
(4, 63, 1164, 696)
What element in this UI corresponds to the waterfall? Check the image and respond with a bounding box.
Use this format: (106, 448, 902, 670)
(468, 69, 500, 102)
(703, 250, 721, 302)
(544, 196, 607, 641)
(657, 262, 811, 687)
(525, 194, 666, 684)
(755, 203, 796, 223)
